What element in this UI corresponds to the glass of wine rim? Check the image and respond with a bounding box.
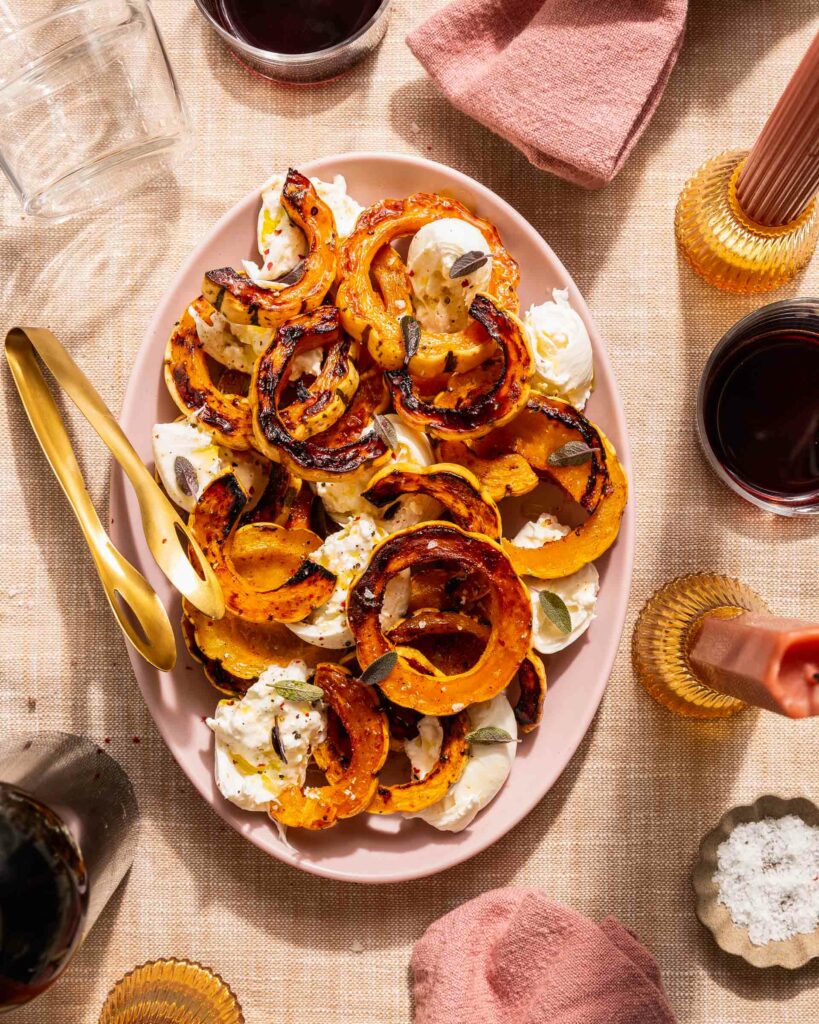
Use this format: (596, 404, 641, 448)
(193, 0, 392, 82)
(696, 297, 819, 516)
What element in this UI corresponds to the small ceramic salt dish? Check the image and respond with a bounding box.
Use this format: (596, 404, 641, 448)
(693, 795, 819, 968)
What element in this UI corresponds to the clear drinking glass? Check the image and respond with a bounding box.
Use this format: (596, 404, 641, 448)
(0, 733, 139, 1010)
(193, 0, 392, 83)
(0, 0, 188, 220)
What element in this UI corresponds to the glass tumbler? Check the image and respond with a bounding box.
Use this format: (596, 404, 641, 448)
(0, 0, 188, 220)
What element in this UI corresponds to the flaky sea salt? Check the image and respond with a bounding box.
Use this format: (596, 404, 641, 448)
(714, 815, 819, 945)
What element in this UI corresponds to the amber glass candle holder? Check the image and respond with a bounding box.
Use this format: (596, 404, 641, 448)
(675, 151, 819, 294)
(632, 574, 771, 719)
(98, 959, 244, 1024)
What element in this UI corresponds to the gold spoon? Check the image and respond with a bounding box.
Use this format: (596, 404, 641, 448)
(5, 327, 225, 668)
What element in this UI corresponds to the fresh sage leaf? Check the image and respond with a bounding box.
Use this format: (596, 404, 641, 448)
(400, 315, 421, 361)
(274, 680, 324, 703)
(270, 719, 288, 764)
(449, 250, 490, 279)
(538, 590, 573, 635)
(373, 413, 398, 452)
(465, 726, 515, 744)
(360, 651, 398, 687)
(174, 456, 198, 497)
(547, 441, 597, 467)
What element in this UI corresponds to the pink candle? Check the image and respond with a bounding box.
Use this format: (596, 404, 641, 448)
(689, 613, 819, 718)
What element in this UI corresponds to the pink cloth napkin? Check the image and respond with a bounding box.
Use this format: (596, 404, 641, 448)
(411, 889, 677, 1024)
(407, 1, 688, 188)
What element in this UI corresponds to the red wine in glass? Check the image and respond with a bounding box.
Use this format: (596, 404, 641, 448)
(216, 0, 384, 53)
(697, 299, 819, 515)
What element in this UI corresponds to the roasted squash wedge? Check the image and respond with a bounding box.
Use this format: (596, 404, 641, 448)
(362, 462, 502, 540)
(337, 193, 519, 375)
(251, 306, 391, 480)
(182, 601, 328, 695)
(515, 652, 547, 733)
(268, 663, 389, 829)
(504, 432, 627, 579)
(368, 712, 471, 815)
(436, 440, 539, 502)
(473, 394, 610, 514)
(189, 474, 336, 623)
(386, 295, 532, 441)
(347, 523, 531, 715)
(388, 609, 489, 673)
(202, 169, 337, 329)
(164, 298, 254, 450)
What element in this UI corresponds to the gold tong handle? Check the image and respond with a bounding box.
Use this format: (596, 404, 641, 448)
(5, 327, 224, 620)
(5, 328, 177, 671)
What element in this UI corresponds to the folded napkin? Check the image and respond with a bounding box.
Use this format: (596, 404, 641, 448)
(411, 888, 677, 1024)
(407, 1, 688, 188)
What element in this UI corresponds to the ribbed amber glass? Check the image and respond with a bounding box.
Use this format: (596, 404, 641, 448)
(675, 151, 819, 294)
(632, 574, 771, 719)
(98, 959, 244, 1024)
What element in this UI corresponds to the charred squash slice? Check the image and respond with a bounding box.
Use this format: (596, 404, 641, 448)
(268, 663, 389, 830)
(337, 193, 519, 375)
(386, 295, 532, 441)
(473, 394, 610, 514)
(363, 462, 502, 540)
(347, 523, 531, 715)
(515, 652, 547, 733)
(189, 474, 336, 623)
(250, 304, 358, 442)
(504, 431, 627, 579)
(182, 601, 328, 696)
(436, 440, 539, 502)
(368, 712, 471, 815)
(202, 169, 337, 329)
(252, 308, 390, 481)
(164, 298, 254, 450)
(406, 567, 489, 613)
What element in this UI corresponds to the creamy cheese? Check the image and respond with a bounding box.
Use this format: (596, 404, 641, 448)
(407, 219, 493, 332)
(512, 512, 571, 549)
(527, 563, 600, 654)
(523, 289, 594, 409)
(406, 694, 517, 832)
(189, 304, 274, 374)
(244, 173, 363, 288)
(312, 416, 440, 531)
(285, 514, 409, 649)
(206, 661, 326, 813)
(152, 420, 268, 512)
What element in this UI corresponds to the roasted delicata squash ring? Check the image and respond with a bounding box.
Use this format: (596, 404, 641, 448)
(252, 308, 391, 480)
(406, 567, 489, 613)
(347, 523, 531, 715)
(368, 711, 471, 815)
(337, 193, 519, 375)
(515, 652, 547, 733)
(202, 169, 337, 329)
(182, 601, 328, 696)
(190, 474, 336, 623)
(250, 304, 359, 442)
(436, 440, 539, 502)
(268, 663, 389, 830)
(387, 609, 489, 676)
(363, 462, 502, 540)
(473, 394, 610, 514)
(505, 432, 628, 579)
(386, 295, 532, 441)
(164, 298, 254, 450)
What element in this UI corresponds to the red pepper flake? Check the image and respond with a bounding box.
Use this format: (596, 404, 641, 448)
(201, 715, 208, 723)
(104, 736, 110, 744)
(161, 538, 167, 544)
(266, 262, 273, 270)
(132, 736, 141, 744)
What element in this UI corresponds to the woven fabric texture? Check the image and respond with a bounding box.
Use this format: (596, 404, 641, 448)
(0, 2, 817, 1021)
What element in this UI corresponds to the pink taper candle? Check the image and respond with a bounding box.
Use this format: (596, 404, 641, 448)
(689, 613, 819, 718)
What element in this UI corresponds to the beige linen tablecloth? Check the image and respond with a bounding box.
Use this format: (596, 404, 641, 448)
(1, 2, 818, 1021)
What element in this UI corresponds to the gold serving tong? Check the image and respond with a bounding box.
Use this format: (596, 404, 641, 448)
(5, 326, 224, 671)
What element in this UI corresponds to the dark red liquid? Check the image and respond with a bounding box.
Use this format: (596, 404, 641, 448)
(216, 0, 382, 53)
(702, 330, 819, 501)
